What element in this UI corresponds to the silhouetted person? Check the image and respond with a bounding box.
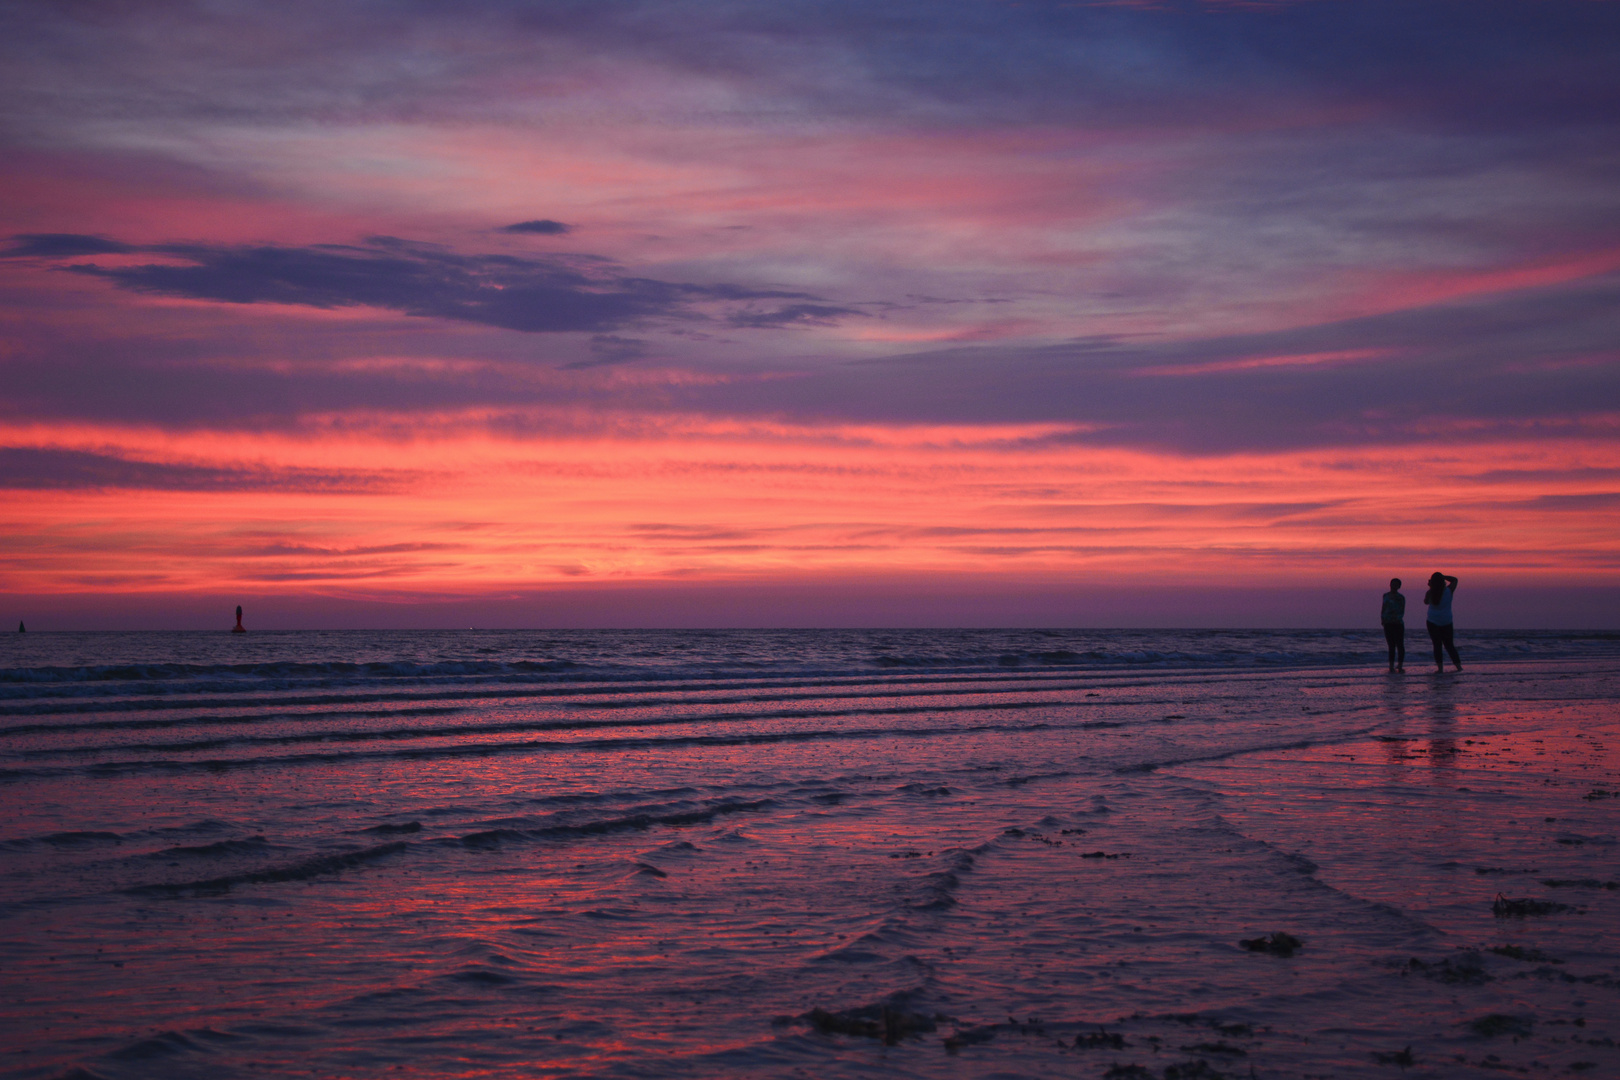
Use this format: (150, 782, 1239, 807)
(1424, 572, 1461, 672)
(1380, 578, 1405, 672)
(232, 605, 246, 633)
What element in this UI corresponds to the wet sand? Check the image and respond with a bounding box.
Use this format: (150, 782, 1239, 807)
(0, 633, 1616, 1078)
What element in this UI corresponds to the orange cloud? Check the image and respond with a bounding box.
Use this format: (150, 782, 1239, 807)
(5, 417, 1617, 605)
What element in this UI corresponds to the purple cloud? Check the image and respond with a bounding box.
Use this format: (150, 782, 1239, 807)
(0, 446, 415, 493)
(501, 220, 572, 235)
(4, 269, 1615, 454)
(4, 233, 134, 258)
(14, 234, 855, 335)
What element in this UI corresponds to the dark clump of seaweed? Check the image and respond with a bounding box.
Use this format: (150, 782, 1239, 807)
(802, 998, 940, 1045)
(1163, 1061, 1229, 1079)
(1239, 932, 1302, 957)
(1404, 953, 1492, 985)
(1103, 1066, 1155, 1079)
(1493, 893, 1572, 917)
(1005, 1014, 1050, 1037)
(125, 840, 407, 897)
(942, 1024, 997, 1053)
(1489, 944, 1562, 964)
(1181, 1041, 1246, 1056)
(1582, 789, 1612, 801)
(362, 821, 421, 834)
(1076, 1028, 1129, 1049)
(1467, 1013, 1534, 1038)
(1540, 878, 1618, 890)
(1371, 1045, 1416, 1067)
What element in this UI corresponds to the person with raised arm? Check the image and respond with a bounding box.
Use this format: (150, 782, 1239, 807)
(1423, 573, 1461, 673)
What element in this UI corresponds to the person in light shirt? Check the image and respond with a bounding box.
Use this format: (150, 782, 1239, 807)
(1424, 572, 1461, 673)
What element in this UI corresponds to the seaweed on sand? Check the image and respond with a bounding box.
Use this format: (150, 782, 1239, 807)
(1467, 1013, 1534, 1038)
(1239, 932, 1302, 957)
(1539, 878, 1618, 890)
(1492, 893, 1572, 916)
(1076, 1028, 1129, 1049)
(1489, 944, 1561, 963)
(942, 1024, 997, 1053)
(1371, 1045, 1415, 1067)
(1163, 1061, 1230, 1079)
(1403, 953, 1492, 984)
(1181, 1041, 1246, 1056)
(802, 1001, 939, 1044)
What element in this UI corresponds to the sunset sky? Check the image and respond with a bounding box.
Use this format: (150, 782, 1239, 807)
(3, 0, 1618, 628)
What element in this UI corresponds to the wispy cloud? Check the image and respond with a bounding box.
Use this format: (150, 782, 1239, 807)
(4, 233, 134, 257)
(13, 234, 856, 335)
(501, 219, 571, 235)
(0, 446, 415, 493)
(2, 263, 1615, 453)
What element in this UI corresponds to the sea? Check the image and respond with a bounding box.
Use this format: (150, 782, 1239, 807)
(2, 628, 1617, 1079)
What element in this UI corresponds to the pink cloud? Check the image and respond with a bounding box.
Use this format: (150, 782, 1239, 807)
(4, 420, 1617, 608)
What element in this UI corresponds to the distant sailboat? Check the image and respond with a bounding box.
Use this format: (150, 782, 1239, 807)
(16, 621, 23, 633)
(232, 606, 246, 633)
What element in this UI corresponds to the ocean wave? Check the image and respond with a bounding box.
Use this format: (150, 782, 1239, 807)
(125, 841, 408, 896)
(7, 629, 1619, 713)
(0, 657, 583, 685)
(449, 798, 775, 848)
(17, 697, 1117, 759)
(0, 671, 1106, 724)
(0, 668, 1080, 713)
(0, 718, 1115, 782)
(148, 836, 271, 859)
(0, 703, 471, 736)
(0, 829, 124, 850)
(119, 799, 773, 897)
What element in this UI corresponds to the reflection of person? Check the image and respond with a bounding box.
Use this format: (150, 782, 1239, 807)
(1380, 578, 1405, 672)
(1424, 573, 1461, 673)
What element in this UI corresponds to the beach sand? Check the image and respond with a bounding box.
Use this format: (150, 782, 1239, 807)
(0, 632, 1616, 1077)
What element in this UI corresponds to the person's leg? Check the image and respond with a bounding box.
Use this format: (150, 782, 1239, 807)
(1427, 621, 1444, 671)
(1384, 623, 1398, 670)
(1441, 624, 1461, 669)
(1395, 623, 1405, 670)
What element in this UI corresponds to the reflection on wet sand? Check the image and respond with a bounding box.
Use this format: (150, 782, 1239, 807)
(1426, 676, 1462, 779)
